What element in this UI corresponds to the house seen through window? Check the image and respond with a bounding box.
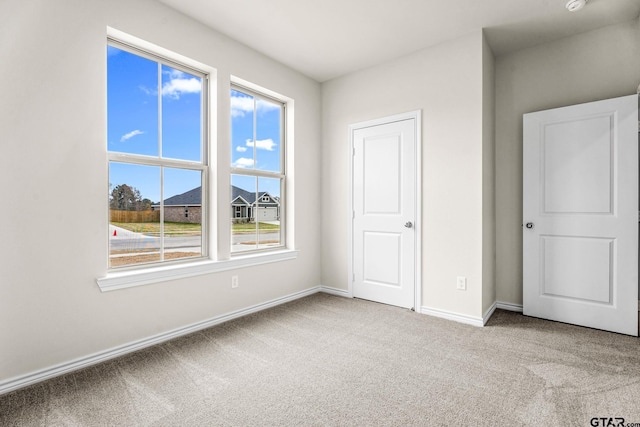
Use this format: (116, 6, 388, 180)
(107, 40, 207, 268)
(230, 86, 285, 253)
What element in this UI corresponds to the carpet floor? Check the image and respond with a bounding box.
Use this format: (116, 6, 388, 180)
(2, 293, 640, 426)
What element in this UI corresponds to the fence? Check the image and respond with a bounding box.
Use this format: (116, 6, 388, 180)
(109, 210, 160, 223)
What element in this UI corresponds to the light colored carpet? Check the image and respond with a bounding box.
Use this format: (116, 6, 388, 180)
(2, 293, 640, 426)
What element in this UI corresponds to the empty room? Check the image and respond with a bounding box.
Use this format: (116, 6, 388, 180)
(2, 0, 640, 425)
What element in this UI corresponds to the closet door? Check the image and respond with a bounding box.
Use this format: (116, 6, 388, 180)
(523, 94, 638, 336)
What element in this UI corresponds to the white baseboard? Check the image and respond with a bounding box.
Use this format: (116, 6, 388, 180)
(496, 301, 524, 312)
(483, 302, 497, 325)
(420, 306, 484, 327)
(319, 285, 352, 298)
(0, 286, 322, 396)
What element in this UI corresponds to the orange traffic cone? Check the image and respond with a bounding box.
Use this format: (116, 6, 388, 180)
(113, 229, 117, 237)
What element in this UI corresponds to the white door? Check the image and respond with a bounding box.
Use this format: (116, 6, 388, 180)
(352, 116, 417, 309)
(523, 94, 638, 336)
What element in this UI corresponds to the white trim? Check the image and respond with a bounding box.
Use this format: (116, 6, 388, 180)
(97, 250, 298, 292)
(319, 285, 352, 298)
(0, 285, 320, 396)
(496, 301, 524, 312)
(483, 301, 497, 325)
(348, 110, 422, 308)
(420, 306, 484, 327)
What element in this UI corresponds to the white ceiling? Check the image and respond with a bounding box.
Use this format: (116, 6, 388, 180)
(158, 0, 640, 82)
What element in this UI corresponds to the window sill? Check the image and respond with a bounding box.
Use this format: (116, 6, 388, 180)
(96, 249, 298, 292)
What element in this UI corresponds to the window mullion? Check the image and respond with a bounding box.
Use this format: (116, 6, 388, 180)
(158, 63, 164, 262)
(160, 167, 165, 262)
(158, 62, 163, 159)
(253, 99, 259, 248)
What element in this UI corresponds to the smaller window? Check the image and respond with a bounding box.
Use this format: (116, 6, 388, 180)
(230, 85, 285, 253)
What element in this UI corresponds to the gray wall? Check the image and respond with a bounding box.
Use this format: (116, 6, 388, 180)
(322, 32, 495, 319)
(494, 17, 640, 305)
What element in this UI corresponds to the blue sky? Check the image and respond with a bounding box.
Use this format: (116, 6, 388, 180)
(107, 46, 282, 204)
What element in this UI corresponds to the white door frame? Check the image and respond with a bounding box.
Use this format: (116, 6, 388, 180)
(347, 110, 422, 310)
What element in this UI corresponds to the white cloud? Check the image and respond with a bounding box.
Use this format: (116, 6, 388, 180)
(231, 95, 279, 118)
(120, 129, 144, 142)
(232, 157, 255, 168)
(162, 76, 201, 99)
(236, 146, 247, 152)
(246, 138, 276, 151)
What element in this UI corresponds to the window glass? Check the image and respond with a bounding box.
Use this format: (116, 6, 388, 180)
(107, 47, 159, 157)
(255, 98, 281, 172)
(109, 162, 161, 267)
(231, 174, 257, 252)
(162, 168, 203, 260)
(161, 65, 202, 161)
(231, 89, 255, 169)
(257, 176, 281, 248)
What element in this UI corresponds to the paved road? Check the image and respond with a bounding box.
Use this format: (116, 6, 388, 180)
(109, 225, 279, 253)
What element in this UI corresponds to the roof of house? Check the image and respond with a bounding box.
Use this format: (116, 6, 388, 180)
(232, 186, 268, 205)
(160, 186, 203, 206)
(156, 185, 277, 206)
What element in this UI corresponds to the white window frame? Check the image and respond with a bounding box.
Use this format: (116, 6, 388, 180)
(106, 37, 209, 271)
(230, 84, 287, 255)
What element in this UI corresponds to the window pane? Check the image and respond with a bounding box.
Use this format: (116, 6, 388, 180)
(162, 168, 203, 260)
(231, 174, 257, 252)
(257, 177, 282, 248)
(107, 47, 159, 156)
(109, 162, 161, 267)
(231, 89, 255, 169)
(161, 65, 202, 161)
(255, 98, 281, 172)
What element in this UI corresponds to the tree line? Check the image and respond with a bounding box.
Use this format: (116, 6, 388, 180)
(109, 184, 153, 211)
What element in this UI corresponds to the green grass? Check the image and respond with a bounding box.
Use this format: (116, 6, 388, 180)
(112, 222, 201, 236)
(232, 222, 280, 233)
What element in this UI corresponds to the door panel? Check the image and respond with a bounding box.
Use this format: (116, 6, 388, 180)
(541, 235, 613, 303)
(363, 232, 401, 286)
(543, 115, 614, 213)
(363, 135, 401, 214)
(353, 118, 416, 308)
(523, 94, 638, 336)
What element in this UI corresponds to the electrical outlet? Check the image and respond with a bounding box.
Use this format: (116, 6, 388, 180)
(456, 276, 467, 291)
(231, 275, 239, 288)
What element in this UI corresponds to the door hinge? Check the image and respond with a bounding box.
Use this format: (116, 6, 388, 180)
(352, 273, 355, 282)
(352, 146, 355, 156)
(352, 210, 355, 219)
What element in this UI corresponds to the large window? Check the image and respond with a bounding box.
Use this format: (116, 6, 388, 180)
(107, 40, 208, 268)
(230, 86, 285, 253)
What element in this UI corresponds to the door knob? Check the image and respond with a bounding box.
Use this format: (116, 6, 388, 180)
(404, 221, 413, 228)
(525, 222, 534, 229)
